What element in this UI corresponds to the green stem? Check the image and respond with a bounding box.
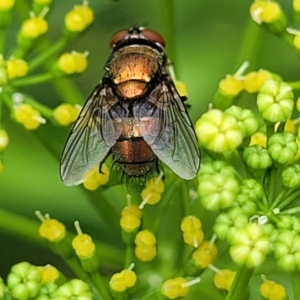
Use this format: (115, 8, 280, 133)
(281, 206, 300, 215)
(89, 272, 112, 300)
(235, 18, 261, 70)
(278, 189, 300, 210)
(270, 187, 288, 210)
(52, 77, 84, 105)
(162, 0, 176, 64)
(0, 25, 7, 54)
(28, 37, 69, 72)
(292, 272, 300, 300)
(225, 265, 254, 300)
(25, 96, 53, 119)
(123, 245, 134, 269)
(287, 80, 300, 90)
(10, 72, 61, 87)
(267, 168, 277, 206)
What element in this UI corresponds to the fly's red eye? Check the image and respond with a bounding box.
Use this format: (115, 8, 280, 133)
(141, 29, 166, 48)
(109, 30, 128, 48)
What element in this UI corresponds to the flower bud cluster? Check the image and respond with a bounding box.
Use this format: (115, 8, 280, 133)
(0, 1, 94, 174)
(1, 261, 92, 300)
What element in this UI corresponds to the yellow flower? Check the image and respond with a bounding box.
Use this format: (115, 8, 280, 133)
(39, 218, 66, 242)
(243, 69, 272, 93)
(82, 164, 109, 190)
(0, 129, 9, 151)
(14, 103, 45, 130)
(53, 103, 80, 126)
(109, 268, 137, 293)
(38, 264, 60, 283)
(72, 233, 96, 257)
(65, 5, 94, 32)
(0, 0, 15, 10)
(219, 75, 244, 96)
(20, 17, 48, 38)
(6, 58, 29, 79)
(57, 51, 88, 74)
(161, 277, 189, 299)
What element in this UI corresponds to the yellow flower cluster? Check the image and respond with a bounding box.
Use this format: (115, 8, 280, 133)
(82, 164, 110, 190)
(134, 230, 157, 262)
(219, 69, 272, 96)
(181, 216, 204, 247)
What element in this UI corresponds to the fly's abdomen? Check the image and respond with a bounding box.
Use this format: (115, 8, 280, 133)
(112, 138, 157, 177)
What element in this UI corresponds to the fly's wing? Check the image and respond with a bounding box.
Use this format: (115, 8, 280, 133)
(137, 79, 200, 180)
(60, 82, 122, 186)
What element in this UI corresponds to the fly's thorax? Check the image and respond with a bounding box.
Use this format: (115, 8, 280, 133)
(109, 45, 162, 99)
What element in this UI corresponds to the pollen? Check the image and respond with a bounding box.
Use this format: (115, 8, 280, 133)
(53, 103, 80, 126)
(82, 164, 110, 190)
(39, 218, 66, 242)
(14, 103, 46, 130)
(6, 58, 29, 79)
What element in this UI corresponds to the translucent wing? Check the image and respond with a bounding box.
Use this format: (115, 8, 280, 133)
(60, 82, 122, 186)
(137, 79, 200, 180)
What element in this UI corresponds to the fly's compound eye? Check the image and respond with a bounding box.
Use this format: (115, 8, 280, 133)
(141, 29, 166, 48)
(109, 30, 129, 48)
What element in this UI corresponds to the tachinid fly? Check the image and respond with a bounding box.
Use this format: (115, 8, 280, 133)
(60, 27, 200, 185)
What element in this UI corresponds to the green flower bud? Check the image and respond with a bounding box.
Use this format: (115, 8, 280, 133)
(267, 132, 297, 164)
(198, 174, 239, 210)
(7, 262, 42, 300)
(35, 282, 58, 300)
(224, 106, 259, 137)
(195, 109, 243, 152)
(54, 279, 92, 300)
(229, 223, 270, 268)
(282, 164, 300, 188)
(277, 216, 300, 233)
(214, 208, 248, 240)
(274, 231, 300, 271)
(257, 79, 293, 123)
(198, 160, 236, 179)
(239, 179, 264, 202)
(243, 144, 272, 169)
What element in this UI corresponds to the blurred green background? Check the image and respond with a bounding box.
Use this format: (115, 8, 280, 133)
(0, 0, 298, 287)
